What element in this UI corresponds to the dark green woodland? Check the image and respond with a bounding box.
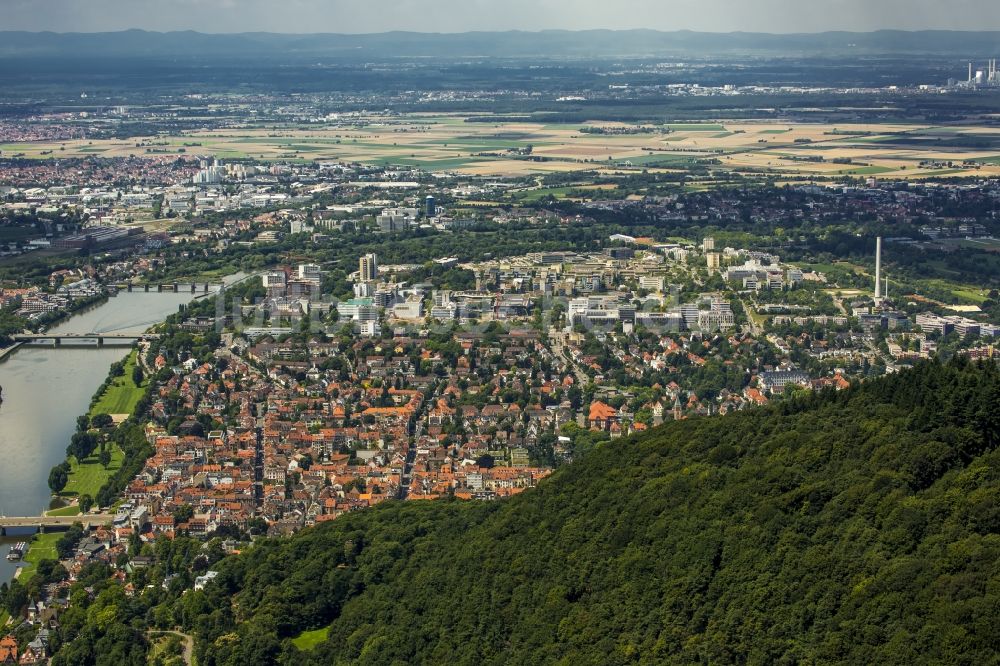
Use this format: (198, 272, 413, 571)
(44, 359, 1000, 665)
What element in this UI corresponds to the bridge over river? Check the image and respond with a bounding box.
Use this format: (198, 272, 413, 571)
(0, 513, 114, 535)
(13, 332, 161, 346)
(119, 282, 222, 294)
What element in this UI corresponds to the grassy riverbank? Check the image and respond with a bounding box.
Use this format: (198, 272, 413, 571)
(16, 532, 62, 583)
(90, 349, 147, 417)
(46, 504, 84, 517)
(61, 446, 126, 501)
(54, 348, 145, 512)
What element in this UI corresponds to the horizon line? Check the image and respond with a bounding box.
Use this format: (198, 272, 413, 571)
(6, 27, 1000, 37)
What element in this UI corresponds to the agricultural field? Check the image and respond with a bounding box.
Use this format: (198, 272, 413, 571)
(4, 114, 1000, 179)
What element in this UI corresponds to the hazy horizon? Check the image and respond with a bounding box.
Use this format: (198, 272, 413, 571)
(3, 0, 1000, 34)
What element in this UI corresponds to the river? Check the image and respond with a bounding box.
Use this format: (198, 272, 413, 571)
(0, 289, 215, 582)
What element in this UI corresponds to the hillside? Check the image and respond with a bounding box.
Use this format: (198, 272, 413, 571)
(53, 359, 1000, 665)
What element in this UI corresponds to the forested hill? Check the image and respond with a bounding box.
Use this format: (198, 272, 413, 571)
(60, 360, 1000, 665)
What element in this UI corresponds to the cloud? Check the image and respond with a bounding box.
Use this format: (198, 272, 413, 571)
(2, 0, 999, 33)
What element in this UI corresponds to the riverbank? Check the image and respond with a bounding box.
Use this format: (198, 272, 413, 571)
(58, 446, 126, 507)
(0, 289, 210, 584)
(0, 293, 110, 365)
(0, 342, 22, 362)
(19, 353, 148, 581)
(53, 349, 146, 513)
(15, 533, 61, 583)
(17, 357, 151, 590)
(31, 292, 110, 334)
(89, 349, 147, 417)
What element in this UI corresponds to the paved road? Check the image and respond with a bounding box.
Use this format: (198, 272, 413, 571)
(737, 297, 764, 336)
(398, 388, 432, 499)
(0, 514, 114, 529)
(14, 333, 159, 341)
(548, 328, 591, 386)
(148, 630, 194, 665)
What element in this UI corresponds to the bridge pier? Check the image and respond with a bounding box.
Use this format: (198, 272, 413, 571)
(145, 284, 150, 292)
(97, 337, 104, 347)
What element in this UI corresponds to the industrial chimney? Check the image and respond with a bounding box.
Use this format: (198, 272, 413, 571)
(874, 236, 883, 306)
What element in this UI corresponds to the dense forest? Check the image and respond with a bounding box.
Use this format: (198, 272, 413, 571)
(48, 359, 1000, 664)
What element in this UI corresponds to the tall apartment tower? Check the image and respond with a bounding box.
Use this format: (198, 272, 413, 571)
(426, 195, 436, 218)
(359, 253, 379, 282)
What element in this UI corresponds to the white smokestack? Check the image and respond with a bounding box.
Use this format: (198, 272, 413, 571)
(875, 236, 883, 304)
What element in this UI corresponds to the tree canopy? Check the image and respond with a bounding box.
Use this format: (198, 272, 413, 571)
(51, 359, 1000, 665)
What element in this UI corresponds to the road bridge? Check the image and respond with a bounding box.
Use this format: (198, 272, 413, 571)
(0, 513, 114, 535)
(13, 332, 160, 347)
(120, 283, 222, 294)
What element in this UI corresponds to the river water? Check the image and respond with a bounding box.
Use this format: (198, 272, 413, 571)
(0, 290, 210, 582)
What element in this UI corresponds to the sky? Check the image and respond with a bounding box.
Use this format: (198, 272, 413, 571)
(3, 0, 1000, 33)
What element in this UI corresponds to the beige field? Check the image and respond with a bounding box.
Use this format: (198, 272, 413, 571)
(4, 114, 1000, 179)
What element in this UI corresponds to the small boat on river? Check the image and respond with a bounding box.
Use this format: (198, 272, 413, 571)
(7, 542, 27, 561)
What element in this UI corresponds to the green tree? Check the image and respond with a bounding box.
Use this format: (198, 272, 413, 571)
(48, 464, 68, 493)
(91, 413, 114, 429)
(67, 431, 98, 461)
(173, 504, 194, 524)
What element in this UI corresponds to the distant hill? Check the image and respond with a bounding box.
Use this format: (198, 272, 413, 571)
(3, 28, 1000, 59)
(49, 359, 1000, 664)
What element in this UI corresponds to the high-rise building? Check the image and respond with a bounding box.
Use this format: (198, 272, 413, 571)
(297, 263, 322, 285)
(359, 254, 379, 282)
(702, 237, 715, 251)
(679, 303, 700, 330)
(376, 207, 417, 232)
(426, 195, 436, 218)
(262, 271, 287, 298)
(706, 252, 721, 271)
